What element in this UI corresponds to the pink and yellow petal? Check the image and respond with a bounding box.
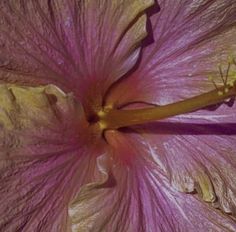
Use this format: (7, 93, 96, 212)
(69, 0, 155, 111)
(0, 0, 154, 111)
(106, 0, 236, 107)
(134, 102, 236, 217)
(0, 84, 103, 231)
(69, 131, 236, 231)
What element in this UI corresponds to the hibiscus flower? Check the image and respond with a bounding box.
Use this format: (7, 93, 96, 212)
(0, 0, 236, 231)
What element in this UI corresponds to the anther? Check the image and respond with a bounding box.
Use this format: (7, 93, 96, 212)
(210, 57, 236, 96)
(208, 75, 219, 91)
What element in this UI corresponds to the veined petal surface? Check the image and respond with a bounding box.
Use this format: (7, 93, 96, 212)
(0, 84, 103, 231)
(0, 0, 154, 109)
(69, 131, 236, 232)
(104, 0, 236, 221)
(133, 102, 236, 218)
(106, 0, 236, 107)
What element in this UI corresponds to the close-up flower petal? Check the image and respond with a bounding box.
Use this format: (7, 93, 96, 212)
(106, 0, 236, 107)
(133, 102, 236, 215)
(69, 131, 236, 231)
(0, 0, 236, 231)
(0, 85, 105, 231)
(0, 0, 154, 112)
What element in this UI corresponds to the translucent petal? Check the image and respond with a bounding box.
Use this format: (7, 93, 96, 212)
(106, 0, 236, 107)
(134, 102, 236, 217)
(0, 84, 102, 231)
(69, 131, 236, 231)
(0, 0, 154, 107)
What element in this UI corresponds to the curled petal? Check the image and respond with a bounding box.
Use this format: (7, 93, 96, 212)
(106, 0, 236, 107)
(135, 102, 236, 217)
(0, 0, 154, 107)
(69, 131, 236, 232)
(0, 84, 103, 231)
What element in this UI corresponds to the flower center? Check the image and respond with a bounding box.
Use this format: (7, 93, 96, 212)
(97, 81, 236, 130)
(85, 59, 236, 131)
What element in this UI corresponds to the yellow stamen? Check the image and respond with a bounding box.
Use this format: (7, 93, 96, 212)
(99, 83, 236, 130)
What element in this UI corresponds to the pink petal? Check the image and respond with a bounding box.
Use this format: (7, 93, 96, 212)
(106, 0, 236, 107)
(69, 131, 236, 231)
(133, 101, 236, 217)
(0, 84, 104, 231)
(102, 1, 236, 219)
(0, 0, 154, 109)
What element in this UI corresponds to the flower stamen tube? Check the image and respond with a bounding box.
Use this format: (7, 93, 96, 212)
(99, 82, 236, 130)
